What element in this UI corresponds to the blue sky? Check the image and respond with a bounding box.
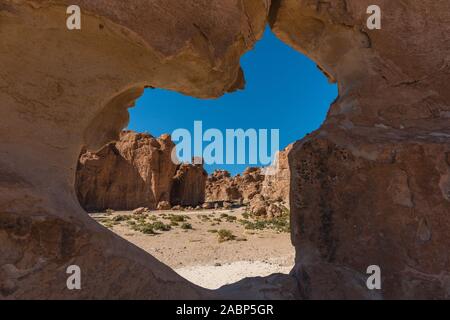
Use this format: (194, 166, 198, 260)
(128, 28, 337, 175)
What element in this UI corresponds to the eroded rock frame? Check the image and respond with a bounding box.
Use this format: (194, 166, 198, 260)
(0, 0, 449, 299)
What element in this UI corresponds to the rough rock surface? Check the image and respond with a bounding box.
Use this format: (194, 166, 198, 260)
(170, 163, 207, 207)
(205, 170, 242, 203)
(205, 147, 291, 216)
(206, 167, 264, 204)
(76, 131, 177, 211)
(1, 0, 449, 300)
(76, 130, 208, 211)
(270, 0, 450, 299)
(261, 145, 292, 204)
(0, 0, 272, 299)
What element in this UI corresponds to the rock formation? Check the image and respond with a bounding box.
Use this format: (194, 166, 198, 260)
(0, 0, 272, 299)
(261, 144, 292, 204)
(205, 167, 265, 204)
(76, 130, 208, 211)
(76, 131, 177, 211)
(205, 146, 292, 217)
(1, 0, 449, 300)
(205, 170, 242, 203)
(170, 163, 207, 207)
(270, 0, 450, 299)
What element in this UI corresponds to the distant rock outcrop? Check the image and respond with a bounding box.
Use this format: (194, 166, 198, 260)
(205, 168, 261, 204)
(261, 144, 293, 204)
(205, 170, 243, 203)
(76, 131, 177, 211)
(76, 131, 207, 211)
(205, 146, 292, 216)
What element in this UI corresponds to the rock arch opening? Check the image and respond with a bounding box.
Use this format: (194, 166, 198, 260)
(75, 27, 337, 289)
(2, 0, 448, 300)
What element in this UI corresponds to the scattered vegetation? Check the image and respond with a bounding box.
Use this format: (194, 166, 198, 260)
(239, 211, 290, 233)
(97, 207, 290, 237)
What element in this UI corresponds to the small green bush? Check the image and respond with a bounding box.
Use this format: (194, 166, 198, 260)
(225, 215, 237, 222)
(112, 215, 131, 222)
(168, 214, 190, 223)
(181, 223, 192, 230)
(140, 225, 155, 234)
(217, 229, 236, 242)
(151, 221, 171, 231)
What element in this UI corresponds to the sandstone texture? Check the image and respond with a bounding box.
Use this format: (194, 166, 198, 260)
(76, 131, 177, 211)
(261, 144, 292, 204)
(205, 167, 265, 204)
(0, 0, 271, 299)
(205, 147, 291, 216)
(205, 170, 242, 203)
(76, 130, 207, 211)
(170, 163, 207, 207)
(270, 0, 450, 299)
(1, 0, 449, 300)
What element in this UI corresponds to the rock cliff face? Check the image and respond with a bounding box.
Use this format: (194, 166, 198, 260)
(205, 167, 265, 204)
(76, 131, 177, 211)
(205, 170, 241, 203)
(170, 163, 207, 207)
(1, 0, 449, 300)
(261, 145, 292, 204)
(76, 131, 208, 211)
(205, 146, 291, 216)
(270, 0, 450, 299)
(0, 0, 272, 299)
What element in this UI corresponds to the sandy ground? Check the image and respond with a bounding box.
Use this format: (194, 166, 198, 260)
(91, 207, 294, 289)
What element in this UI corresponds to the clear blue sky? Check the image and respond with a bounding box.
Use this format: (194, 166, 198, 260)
(128, 28, 337, 175)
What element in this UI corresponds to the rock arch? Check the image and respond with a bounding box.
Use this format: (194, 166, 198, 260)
(0, 0, 449, 299)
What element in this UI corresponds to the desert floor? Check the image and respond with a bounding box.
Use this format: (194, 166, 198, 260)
(90, 207, 294, 289)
